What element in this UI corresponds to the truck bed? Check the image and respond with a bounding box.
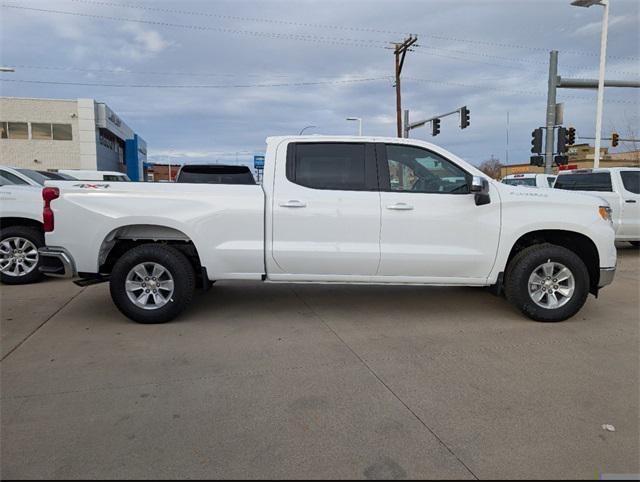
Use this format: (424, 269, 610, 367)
(44, 181, 266, 279)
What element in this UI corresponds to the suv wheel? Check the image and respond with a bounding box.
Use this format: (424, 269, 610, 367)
(505, 243, 590, 322)
(110, 244, 195, 324)
(0, 226, 44, 285)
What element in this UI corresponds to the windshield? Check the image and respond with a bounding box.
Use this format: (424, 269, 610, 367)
(502, 177, 536, 187)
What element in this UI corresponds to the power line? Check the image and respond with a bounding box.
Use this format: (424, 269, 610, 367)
(3, 76, 635, 105)
(1, 5, 391, 48)
(6, 3, 638, 71)
(3, 4, 637, 82)
(4, 64, 308, 78)
(0, 77, 391, 88)
(64, 0, 639, 61)
(0, 4, 549, 76)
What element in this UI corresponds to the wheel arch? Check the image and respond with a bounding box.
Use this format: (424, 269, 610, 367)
(97, 224, 203, 279)
(504, 229, 600, 294)
(0, 217, 43, 230)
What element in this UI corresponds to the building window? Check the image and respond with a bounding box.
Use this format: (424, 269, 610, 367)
(7, 122, 28, 139)
(99, 129, 116, 150)
(52, 123, 72, 141)
(31, 123, 53, 140)
(0, 122, 7, 139)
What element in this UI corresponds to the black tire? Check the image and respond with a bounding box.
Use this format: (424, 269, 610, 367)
(504, 243, 590, 322)
(109, 244, 195, 324)
(630, 241, 640, 248)
(0, 225, 45, 285)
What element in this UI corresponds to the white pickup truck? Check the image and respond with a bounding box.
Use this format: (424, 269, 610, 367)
(39, 136, 617, 324)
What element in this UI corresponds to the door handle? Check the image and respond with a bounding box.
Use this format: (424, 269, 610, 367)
(279, 200, 307, 208)
(386, 203, 414, 211)
(625, 199, 637, 203)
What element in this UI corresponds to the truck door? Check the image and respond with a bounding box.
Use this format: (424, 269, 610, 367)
(270, 142, 381, 279)
(376, 143, 501, 281)
(619, 170, 640, 240)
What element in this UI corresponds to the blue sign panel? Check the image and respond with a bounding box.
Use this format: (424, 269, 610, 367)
(254, 155, 265, 169)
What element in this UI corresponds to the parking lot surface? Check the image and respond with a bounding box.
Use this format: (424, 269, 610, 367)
(1, 246, 638, 479)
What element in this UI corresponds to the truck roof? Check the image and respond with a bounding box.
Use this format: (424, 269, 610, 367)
(557, 167, 640, 175)
(266, 135, 443, 150)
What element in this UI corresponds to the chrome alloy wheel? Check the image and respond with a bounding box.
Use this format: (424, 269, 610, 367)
(125, 262, 175, 310)
(0, 237, 39, 277)
(528, 260, 575, 309)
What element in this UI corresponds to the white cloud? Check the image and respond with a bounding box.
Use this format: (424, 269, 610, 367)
(118, 25, 172, 61)
(572, 15, 631, 37)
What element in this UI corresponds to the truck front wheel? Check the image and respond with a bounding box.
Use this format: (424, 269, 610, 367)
(110, 244, 195, 324)
(505, 243, 590, 322)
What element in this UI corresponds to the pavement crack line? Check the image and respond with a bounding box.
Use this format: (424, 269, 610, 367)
(290, 286, 479, 481)
(1, 287, 86, 362)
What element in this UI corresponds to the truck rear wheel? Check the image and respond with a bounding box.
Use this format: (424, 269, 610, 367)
(0, 225, 44, 285)
(110, 244, 195, 324)
(505, 243, 589, 322)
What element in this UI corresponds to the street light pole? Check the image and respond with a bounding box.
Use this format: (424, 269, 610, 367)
(346, 117, 362, 136)
(544, 50, 559, 175)
(571, 0, 610, 168)
(593, 0, 609, 168)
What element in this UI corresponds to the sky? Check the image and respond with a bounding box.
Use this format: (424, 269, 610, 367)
(1, 0, 639, 168)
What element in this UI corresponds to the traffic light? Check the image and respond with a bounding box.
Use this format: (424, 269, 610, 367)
(531, 128, 543, 154)
(611, 132, 619, 147)
(530, 155, 544, 167)
(557, 127, 568, 154)
(460, 106, 470, 129)
(432, 118, 441, 136)
(567, 127, 576, 145)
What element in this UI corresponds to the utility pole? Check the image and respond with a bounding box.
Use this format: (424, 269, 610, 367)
(544, 50, 559, 175)
(392, 35, 418, 137)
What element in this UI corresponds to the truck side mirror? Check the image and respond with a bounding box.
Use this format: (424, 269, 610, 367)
(471, 176, 491, 206)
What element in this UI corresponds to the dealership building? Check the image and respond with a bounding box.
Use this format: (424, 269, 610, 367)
(0, 97, 147, 181)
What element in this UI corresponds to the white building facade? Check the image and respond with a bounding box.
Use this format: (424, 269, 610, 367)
(0, 97, 147, 181)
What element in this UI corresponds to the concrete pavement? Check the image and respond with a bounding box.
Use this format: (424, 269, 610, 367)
(1, 245, 638, 479)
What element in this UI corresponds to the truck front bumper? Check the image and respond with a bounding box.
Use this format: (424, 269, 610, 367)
(598, 267, 616, 288)
(38, 247, 76, 278)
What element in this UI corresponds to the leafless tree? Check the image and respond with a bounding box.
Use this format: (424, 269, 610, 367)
(478, 156, 503, 179)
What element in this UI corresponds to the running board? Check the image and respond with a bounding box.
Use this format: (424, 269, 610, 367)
(74, 274, 110, 287)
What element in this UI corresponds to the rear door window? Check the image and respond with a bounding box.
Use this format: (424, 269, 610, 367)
(620, 171, 640, 194)
(554, 172, 613, 192)
(287, 142, 376, 191)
